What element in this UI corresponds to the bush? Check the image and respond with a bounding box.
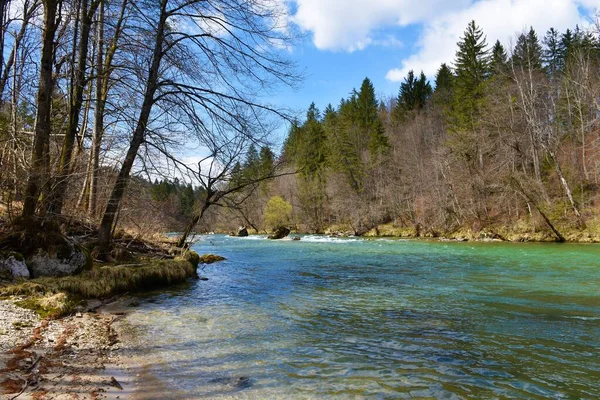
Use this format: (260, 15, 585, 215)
(263, 196, 292, 230)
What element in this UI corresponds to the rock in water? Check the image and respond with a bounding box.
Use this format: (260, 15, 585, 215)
(237, 226, 249, 237)
(198, 254, 226, 264)
(208, 376, 252, 390)
(0, 253, 30, 279)
(268, 226, 290, 240)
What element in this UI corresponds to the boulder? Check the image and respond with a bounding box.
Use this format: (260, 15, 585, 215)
(237, 227, 249, 237)
(268, 226, 290, 240)
(27, 242, 91, 278)
(292, 236, 301, 241)
(198, 254, 226, 264)
(0, 253, 30, 280)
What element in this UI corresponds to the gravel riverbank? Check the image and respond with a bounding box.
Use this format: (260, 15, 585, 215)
(0, 299, 133, 399)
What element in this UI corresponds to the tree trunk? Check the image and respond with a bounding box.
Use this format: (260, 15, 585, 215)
(548, 151, 583, 225)
(22, 0, 60, 218)
(89, 0, 127, 218)
(47, 0, 99, 215)
(97, 1, 166, 255)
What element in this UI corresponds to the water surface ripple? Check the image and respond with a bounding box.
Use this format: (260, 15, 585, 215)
(122, 235, 600, 399)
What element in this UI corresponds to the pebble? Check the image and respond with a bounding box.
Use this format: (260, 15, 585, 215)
(0, 299, 41, 351)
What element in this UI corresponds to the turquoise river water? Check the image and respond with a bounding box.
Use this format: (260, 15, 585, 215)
(121, 235, 600, 399)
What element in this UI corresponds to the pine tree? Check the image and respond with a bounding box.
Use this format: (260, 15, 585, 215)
(490, 40, 508, 74)
(414, 71, 432, 109)
(450, 20, 490, 134)
(243, 144, 260, 179)
(394, 70, 432, 118)
(454, 21, 490, 92)
(512, 27, 543, 70)
(356, 77, 389, 156)
(559, 29, 575, 64)
(435, 63, 454, 92)
(335, 98, 365, 191)
(432, 63, 454, 108)
(282, 119, 301, 164)
(397, 70, 417, 112)
(297, 103, 327, 177)
(543, 28, 562, 75)
(259, 146, 275, 176)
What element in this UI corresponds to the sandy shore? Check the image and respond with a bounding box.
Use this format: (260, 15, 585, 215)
(0, 298, 141, 400)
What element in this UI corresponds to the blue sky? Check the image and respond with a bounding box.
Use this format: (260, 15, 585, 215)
(182, 0, 598, 174)
(273, 0, 598, 120)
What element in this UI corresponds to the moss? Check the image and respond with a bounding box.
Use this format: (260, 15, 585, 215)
(15, 293, 80, 319)
(198, 254, 226, 264)
(180, 250, 201, 268)
(2, 251, 25, 262)
(1, 258, 198, 318)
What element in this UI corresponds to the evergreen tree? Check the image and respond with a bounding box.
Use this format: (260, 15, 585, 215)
(356, 77, 389, 156)
(243, 143, 260, 179)
(282, 119, 301, 163)
(297, 103, 327, 177)
(414, 71, 433, 108)
(395, 70, 432, 119)
(449, 20, 490, 135)
(435, 63, 454, 92)
(559, 29, 575, 64)
(335, 97, 365, 191)
(230, 161, 243, 187)
(454, 21, 490, 91)
(180, 184, 196, 215)
(512, 27, 543, 70)
(259, 146, 275, 176)
(490, 40, 508, 74)
(543, 27, 562, 75)
(432, 63, 454, 107)
(397, 70, 418, 112)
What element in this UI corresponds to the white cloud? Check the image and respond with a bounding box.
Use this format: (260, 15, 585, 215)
(385, 0, 595, 82)
(292, 0, 469, 52)
(290, 0, 596, 82)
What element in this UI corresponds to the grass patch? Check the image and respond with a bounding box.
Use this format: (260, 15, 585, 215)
(1, 254, 199, 318)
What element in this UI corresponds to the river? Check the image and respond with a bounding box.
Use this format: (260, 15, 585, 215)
(118, 235, 600, 399)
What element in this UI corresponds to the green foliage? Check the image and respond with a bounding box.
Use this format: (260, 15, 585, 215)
(543, 28, 562, 75)
(448, 20, 490, 144)
(357, 78, 390, 156)
(263, 196, 293, 229)
(325, 101, 364, 191)
(512, 27, 543, 70)
(432, 63, 455, 107)
(394, 70, 432, 122)
(490, 40, 508, 74)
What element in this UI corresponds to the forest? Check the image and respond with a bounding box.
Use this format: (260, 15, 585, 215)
(214, 20, 600, 242)
(0, 0, 298, 253)
(0, 0, 598, 244)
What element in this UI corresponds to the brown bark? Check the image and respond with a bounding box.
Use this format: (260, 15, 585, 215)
(97, 1, 167, 255)
(89, 0, 127, 218)
(47, 0, 100, 215)
(22, 0, 60, 218)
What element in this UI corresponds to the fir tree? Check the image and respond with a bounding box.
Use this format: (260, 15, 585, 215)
(490, 40, 508, 74)
(543, 28, 562, 75)
(512, 27, 543, 70)
(356, 77, 389, 156)
(454, 20, 490, 92)
(432, 63, 454, 107)
(450, 20, 490, 134)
